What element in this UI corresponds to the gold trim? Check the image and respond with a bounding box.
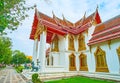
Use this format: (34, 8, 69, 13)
(108, 40, 111, 49)
(80, 67, 88, 71)
(92, 19, 97, 26)
(89, 45, 92, 53)
(96, 67, 109, 72)
(34, 23, 45, 39)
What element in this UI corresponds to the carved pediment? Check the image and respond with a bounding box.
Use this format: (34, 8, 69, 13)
(94, 46, 105, 56)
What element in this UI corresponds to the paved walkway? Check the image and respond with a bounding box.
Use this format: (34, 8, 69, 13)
(0, 66, 29, 83)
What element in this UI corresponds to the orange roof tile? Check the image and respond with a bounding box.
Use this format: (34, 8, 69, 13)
(88, 15, 120, 45)
(94, 15, 120, 34)
(39, 12, 57, 24)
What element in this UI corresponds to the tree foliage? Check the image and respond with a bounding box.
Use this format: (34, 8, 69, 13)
(12, 50, 27, 65)
(0, 36, 12, 64)
(26, 57, 32, 63)
(0, 0, 34, 33)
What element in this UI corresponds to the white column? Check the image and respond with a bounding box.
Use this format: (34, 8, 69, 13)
(38, 31, 46, 72)
(32, 39, 38, 66)
(76, 54, 79, 71)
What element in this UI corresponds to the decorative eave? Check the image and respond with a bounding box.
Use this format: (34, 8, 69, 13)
(88, 29, 120, 45)
(29, 10, 38, 40)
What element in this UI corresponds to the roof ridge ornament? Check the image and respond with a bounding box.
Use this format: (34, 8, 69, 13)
(62, 14, 69, 25)
(81, 11, 86, 24)
(35, 7, 43, 24)
(76, 11, 86, 28)
(52, 11, 60, 25)
(62, 14, 74, 28)
(92, 5, 99, 25)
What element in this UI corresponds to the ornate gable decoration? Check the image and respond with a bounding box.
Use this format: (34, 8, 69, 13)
(94, 46, 105, 56)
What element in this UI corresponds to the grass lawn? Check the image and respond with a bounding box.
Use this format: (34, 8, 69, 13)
(44, 76, 115, 83)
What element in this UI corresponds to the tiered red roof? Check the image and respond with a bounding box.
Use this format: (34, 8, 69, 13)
(30, 8, 101, 43)
(88, 15, 120, 45)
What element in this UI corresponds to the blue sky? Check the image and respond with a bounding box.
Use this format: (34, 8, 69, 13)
(7, 0, 120, 56)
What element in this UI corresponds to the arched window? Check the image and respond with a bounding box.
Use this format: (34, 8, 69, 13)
(78, 34, 86, 51)
(68, 34, 75, 51)
(51, 35, 59, 52)
(79, 53, 88, 71)
(69, 53, 76, 71)
(94, 46, 109, 72)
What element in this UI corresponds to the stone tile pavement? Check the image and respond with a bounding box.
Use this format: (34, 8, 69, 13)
(0, 66, 31, 83)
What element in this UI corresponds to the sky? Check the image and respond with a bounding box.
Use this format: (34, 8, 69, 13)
(7, 0, 120, 56)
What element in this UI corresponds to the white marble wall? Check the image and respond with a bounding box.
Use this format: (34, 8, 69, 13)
(42, 24, 120, 74)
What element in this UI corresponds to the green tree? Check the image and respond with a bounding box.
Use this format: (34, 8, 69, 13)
(0, 36, 12, 64)
(0, 0, 34, 33)
(26, 58, 32, 63)
(12, 50, 26, 66)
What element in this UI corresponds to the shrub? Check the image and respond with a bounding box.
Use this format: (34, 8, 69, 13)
(32, 73, 42, 83)
(15, 66, 24, 73)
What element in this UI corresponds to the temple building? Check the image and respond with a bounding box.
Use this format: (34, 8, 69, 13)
(29, 7, 120, 79)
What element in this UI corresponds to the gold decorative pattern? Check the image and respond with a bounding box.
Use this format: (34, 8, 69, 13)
(94, 46, 109, 72)
(34, 23, 46, 39)
(68, 34, 75, 51)
(116, 46, 120, 56)
(78, 34, 86, 51)
(89, 45, 92, 53)
(69, 53, 76, 71)
(108, 40, 111, 49)
(51, 34, 59, 52)
(79, 53, 88, 71)
(92, 19, 97, 26)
